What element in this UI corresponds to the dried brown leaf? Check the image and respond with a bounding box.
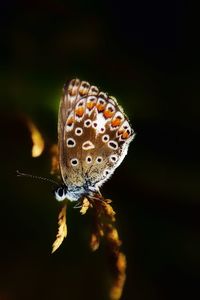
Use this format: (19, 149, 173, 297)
(109, 252, 127, 300)
(50, 144, 59, 175)
(105, 198, 112, 204)
(89, 196, 127, 300)
(90, 233, 100, 251)
(106, 225, 122, 249)
(103, 202, 116, 221)
(27, 120, 45, 158)
(52, 204, 67, 253)
(80, 197, 90, 215)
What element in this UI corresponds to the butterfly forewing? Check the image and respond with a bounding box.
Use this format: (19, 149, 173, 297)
(58, 79, 134, 191)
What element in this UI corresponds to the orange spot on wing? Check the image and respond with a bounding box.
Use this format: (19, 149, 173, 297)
(87, 101, 96, 110)
(75, 107, 84, 117)
(79, 90, 86, 96)
(96, 103, 106, 112)
(104, 109, 114, 119)
(111, 117, 122, 127)
(79, 86, 89, 96)
(66, 116, 74, 125)
(117, 129, 124, 136)
(122, 131, 129, 139)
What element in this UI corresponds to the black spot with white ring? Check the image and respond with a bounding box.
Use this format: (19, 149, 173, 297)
(66, 138, 76, 147)
(110, 155, 118, 163)
(96, 156, 103, 164)
(102, 134, 109, 143)
(103, 169, 110, 177)
(70, 158, 79, 166)
(100, 127, 105, 133)
(86, 156, 92, 164)
(84, 119, 92, 128)
(108, 140, 118, 150)
(75, 127, 83, 136)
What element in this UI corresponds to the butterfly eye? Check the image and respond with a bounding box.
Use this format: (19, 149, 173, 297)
(55, 186, 68, 202)
(58, 188, 63, 197)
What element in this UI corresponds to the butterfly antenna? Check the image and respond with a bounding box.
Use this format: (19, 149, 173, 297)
(16, 170, 59, 186)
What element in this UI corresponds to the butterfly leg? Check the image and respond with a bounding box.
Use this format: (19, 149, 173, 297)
(73, 200, 83, 209)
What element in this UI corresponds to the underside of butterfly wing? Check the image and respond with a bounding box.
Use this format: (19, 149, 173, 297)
(58, 79, 99, 187)
(58, 79, 135, 192)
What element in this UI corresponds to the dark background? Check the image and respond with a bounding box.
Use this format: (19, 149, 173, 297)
(0, 1, 199, 299)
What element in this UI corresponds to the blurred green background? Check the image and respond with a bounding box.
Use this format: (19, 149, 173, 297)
(0, 1, 199, 299)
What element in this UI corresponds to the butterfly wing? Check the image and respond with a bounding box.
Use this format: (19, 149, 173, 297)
(80, 93, 135, 188)
(58, 79, 99, 186)
(58, 79, 134, 190)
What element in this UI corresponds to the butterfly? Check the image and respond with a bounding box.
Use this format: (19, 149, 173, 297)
(54, 79, 135, 202)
